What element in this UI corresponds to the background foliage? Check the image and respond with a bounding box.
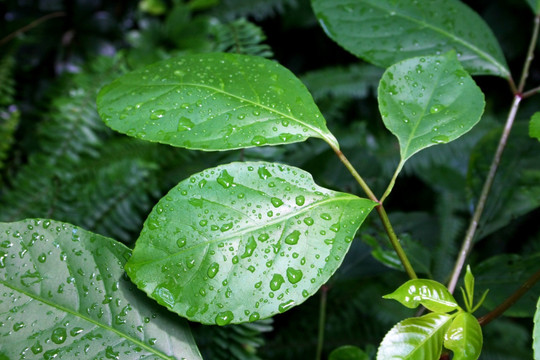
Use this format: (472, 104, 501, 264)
(1, 0, 539, 358)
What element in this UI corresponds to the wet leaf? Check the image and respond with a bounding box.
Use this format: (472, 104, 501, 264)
(329, 345, 369, 360)
(311, 0, 509, 77)
(125, 161, 376, 324)
(0, 219, 201, 359)
(383, 279, 459, 313)
(530, 112, 540, 140)
(377, 313, 453, 360)
(97, 53, 338, 151)
(378, 52, 485, 162)
(534, 296, 540, 359)
(444, 312, 482, 360)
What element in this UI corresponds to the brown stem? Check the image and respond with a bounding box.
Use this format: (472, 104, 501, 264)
(0, 12, 66, 47)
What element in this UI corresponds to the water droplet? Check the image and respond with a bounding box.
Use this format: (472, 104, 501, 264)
(249, 312, 260, 322)
(431, 135, 449, 144)
(13, 322, 25, 331)
(295, 195, 305, 206)
(304, 217, 314, 226)
(105, 346, 120, 359)
(70, 327, 84, 336)
(271, 197, 283, 208)
(207, 262, 220, 278)
(177, 237, 187, 248)
(188, 197, 204, 208)
(284, 230, 300, 245)
(257, 165, 272, 180)
(31, 341, 43, 354)
(51, 327, 67, 344)
(278, 300, 295, 313)
(258, 233, 269, 242)
(270, 274, 285, 291)
(178, 116, 194, 131)
(152, 285, 175, 307)
(37, 253, 47, 263)
(329, 223, 340, 232)
(215, 311, 234, 326)
(320, 213, 332, 220)
(220, 222, 233, 232)
(286, 267, 303, 284)
(150, 109, 166, 120)
(217, 170, 234, 188)
(251, 135, 268, 146)
(430, 104, 444, 114)
(241, 236, 257, 258)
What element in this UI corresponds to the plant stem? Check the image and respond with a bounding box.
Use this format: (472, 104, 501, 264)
(478, 267, 540, 326)
(447, 14, 540, 294)
(331, 145, 418, 279)
(380, 160, 404, 204)
(0, 12, 66, 47)
(315, 285, 329, 360)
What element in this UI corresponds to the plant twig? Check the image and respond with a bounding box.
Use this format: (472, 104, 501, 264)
(331, 146, 378, 203)
(315, 285, 329, 360)
(478, 267, 540, 326)
(0, 12, 66, 47)
(447, 13, 540, 294)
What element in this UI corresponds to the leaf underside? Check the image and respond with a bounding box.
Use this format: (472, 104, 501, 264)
(311, 0, 509, 77)
(125, 161, 376, 325)
(0, 219, 201, 360)
(97, 52, 338, 151)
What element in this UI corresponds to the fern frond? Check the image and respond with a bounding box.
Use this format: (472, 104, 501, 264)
(210, 18, 273, 57)
(300, 64, 383, 100)
(209, 0, 296, 20)
(0, 54, 15, 105)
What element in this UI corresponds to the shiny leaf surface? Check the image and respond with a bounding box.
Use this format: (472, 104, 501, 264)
(311, 0, 509, 77)
(377, 313, 453, 360)
(126, 161, 376, 324)
(0, 219, 201, 360)
(444, 312, 482, 360)
(383, 279, 459, 313)
(531, 112, 540, 140)
(329, 345, 369, 360)
(97, 53, 338, 151)
(534, 296, 540, 359)
(379, 52, 485, 162)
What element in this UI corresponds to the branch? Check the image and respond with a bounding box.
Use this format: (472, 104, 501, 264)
(0, 12, 66, 47)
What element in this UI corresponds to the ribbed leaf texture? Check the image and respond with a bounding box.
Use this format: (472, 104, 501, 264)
(211, 18, 273, 58)
(210, 0, 297, 20)
(0, 54, 18, 176)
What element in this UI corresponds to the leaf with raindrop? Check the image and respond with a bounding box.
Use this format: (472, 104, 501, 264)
(383, 279, 459, 313)
(125, 161, 376, 325)
(444, 312, 483, 360)
(311, 0, 510, 77)
(97, 53, 339, 151)
(379, 52, 485, 164)
(377, 313, 453, 360)
(0, 219, 201, 359)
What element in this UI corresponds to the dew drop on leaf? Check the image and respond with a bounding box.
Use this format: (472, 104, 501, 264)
(284, 230, 300, 245)
(215, 311, 234, 326)
(295, 195, 305, 206)
(270, 197, 283, 207)
(257, 166, 272, 180)
(286, 267, 303, 284)
(51, 327, 67, 344)
(269, 274, 285, 291)
(241, 236, 257, 258)
(249, 312, 260, 322)
(217, 170, 234, 188)
(431, 135, 450, 143)
(207, 262, 220, 278)
(278, 300, 295, 313)
(177, 116, 194, 132)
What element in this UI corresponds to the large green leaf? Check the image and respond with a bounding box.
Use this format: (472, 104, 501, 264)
(444, 312, 482, 360)
(0, 219, 201, 359)
(534, 296, 540, 359)
(97, 53, 339, 151)
(531, 112, 540, 141)
(468, 124, 540, 240)
(383, 279, 459, 313)
(378, 52, 485, 162)
(311, 0, 509, 78)
(126, 161, 376, 324)
(377, 313, 453, 360)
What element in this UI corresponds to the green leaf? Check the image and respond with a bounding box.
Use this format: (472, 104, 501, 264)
(534, 296, 540, 359)
(97, 53, 339, 151)
(0, 219, 201, 359)
(311, 0, 509, 77)
(526, 0, 540, 14)
(530, 112, 540, 141)
(329, 345, 369, 360)
(378, 52, 485, 162)
(383, 279, 459, 313)
(463, 265, 475, 311)
(377, 313, 453, 360)
(444, 312, 483, 360)
(125, 161, 376, 325)
(475, 253, 540, 317)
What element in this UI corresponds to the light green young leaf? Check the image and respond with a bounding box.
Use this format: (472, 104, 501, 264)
(379, 52, 485, 162)
(97, 53, 338, 151)
(377, 313, 453, 360)
(0, 219, 201, 360)
(534, 296, 540, 359)
(125, 161, 376, 325)
(526, 0, 540, 14)
(329, 345, 369, 360)
(444, 312, 483, 360)
(530, 112, 540, 141)
(383, 279, 459, 313)
(463, 265, 475, 311)
(311, 0, 510, 77)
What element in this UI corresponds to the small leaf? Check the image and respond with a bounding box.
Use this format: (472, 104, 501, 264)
(377, 313, 453, 360)
(379, 52, 485, 162)
(97, 53, 338, 151)
(0, 219, 201, 359)
(126, 161, 376, 324)
(329, 345, 369, 360)
(383, 279, 459, 313)
(526, 0, 540, 14)
(311, 0, 510, 77)
(530, 112, 540, 141)
(534, 296, 540, 359)
(444, 312, 483, 360)
(464, 265, 475, 311)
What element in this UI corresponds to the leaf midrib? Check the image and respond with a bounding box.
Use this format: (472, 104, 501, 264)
(0, 278, 173, 360)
